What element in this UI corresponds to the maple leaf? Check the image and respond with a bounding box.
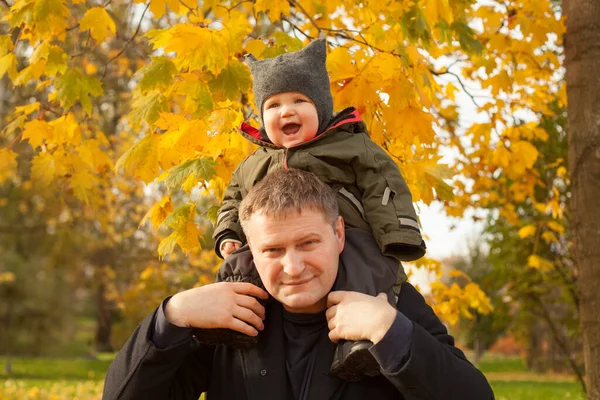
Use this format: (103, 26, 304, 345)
(254, 0, 291, 22)
(162, 157, 216, 192)
(129, 91, 169, 127)
(22, 120, 55, 149)
(179, 76, 214, 117)
(141, 195, 174, 229)
(208, 59, 252, 102)
(30, 42, 68, 77)
(15, 102, 40, 116)
(137, 56, 178, 93)
(146, 24, 227, 74)
(135, 0, 180, 19)
(70, 168, 96, 204)
(546, 220, 565, 234)
(0, 35, 13, 56)
(158, 203, 202, 257)
(2, 115, 27, 137)
(54, 70, 104, 114)
(0, 53, 18, 81)
(115, 132, 160, 183)
(80, 7, 116, 43)
(518, 224, 536, 239)
(31, 152, 58, 188)
(0, 149, 18, 184)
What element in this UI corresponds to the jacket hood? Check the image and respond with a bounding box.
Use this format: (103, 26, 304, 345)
(239, 107, 364, 149)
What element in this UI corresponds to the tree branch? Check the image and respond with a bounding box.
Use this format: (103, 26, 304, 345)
(281, 16, 313, 40)
(429, 67, 481, 108)
(101, 2, 150, 81)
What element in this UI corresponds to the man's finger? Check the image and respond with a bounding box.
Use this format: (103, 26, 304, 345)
(236, 294, 266, 320)
(232, 305, 264, 331)
(231, 282, 269, 299)
(228, 317, 259, 337)
(325, 304, 337, 321)
(327, 291, 347, 307)
(328, 329, 340, 344)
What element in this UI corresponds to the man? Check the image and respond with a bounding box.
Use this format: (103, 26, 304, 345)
(103, 169, 494, 400)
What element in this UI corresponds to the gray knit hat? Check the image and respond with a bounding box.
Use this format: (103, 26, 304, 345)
(245, 39, 333, 135)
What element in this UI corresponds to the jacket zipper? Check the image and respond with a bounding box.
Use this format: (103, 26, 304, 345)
(283, 148, 289, 170)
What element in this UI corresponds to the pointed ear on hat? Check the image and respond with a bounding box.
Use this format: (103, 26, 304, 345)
(244, 53, 258, 64)
(301, 38, 327, 61)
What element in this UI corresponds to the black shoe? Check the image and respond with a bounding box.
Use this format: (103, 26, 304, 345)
(330, 340, 381, 381)
(191, 327, 259, 348)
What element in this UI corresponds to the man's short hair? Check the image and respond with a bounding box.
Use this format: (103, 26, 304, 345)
(239, 169, 339, 233)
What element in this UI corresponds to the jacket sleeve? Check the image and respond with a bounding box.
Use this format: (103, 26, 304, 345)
(102, 308, 213, 400)
(376, 283, 494, 399)
(351, 134, 426, 262)
(212, 164, 247, 258)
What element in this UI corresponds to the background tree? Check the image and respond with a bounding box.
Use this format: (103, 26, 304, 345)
(564, 0, 600, 397)
(445, 241, 512, 365)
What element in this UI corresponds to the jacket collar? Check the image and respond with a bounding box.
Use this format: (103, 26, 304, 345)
(239, 107, 363, 149)
(240, 301, 346, 400)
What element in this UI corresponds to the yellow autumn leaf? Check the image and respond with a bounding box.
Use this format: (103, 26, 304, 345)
(182, 173, 198, 193)
(0, 148, 18, 184)
(0, 272, 16, 283)
(254, 0, 291, 21)
(80, 7, 116, 43)
(546, 220, 565, 234)
(115, 132, 160, 183)
(15, 102, 40, 116)
(176, 220, 202, 253)
(22, 120, 55, 149)
(31, 152, 58, 188)
(518, 224, 536, 239)
(70, 168, 96, 204)
(0, 53, 18, 81)
(141, 195, 174, 229)
(527, 254, 553, 271)
(541, 230, 558, 244)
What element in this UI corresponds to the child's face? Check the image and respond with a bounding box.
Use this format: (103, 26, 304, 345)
(262, 92, 319, 148)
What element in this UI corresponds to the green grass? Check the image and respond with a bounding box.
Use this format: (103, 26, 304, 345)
(491, 380, 585, 400)
(478, 354, 527, 373)
(0, 353, 585, 399)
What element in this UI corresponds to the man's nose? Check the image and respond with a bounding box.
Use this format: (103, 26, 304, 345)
(281, 250, 304, 277)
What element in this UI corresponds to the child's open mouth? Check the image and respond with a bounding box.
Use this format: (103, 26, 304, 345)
(282, 123, 301, 135)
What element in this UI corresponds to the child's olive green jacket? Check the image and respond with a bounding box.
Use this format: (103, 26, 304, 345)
(213, 107, 426, 261)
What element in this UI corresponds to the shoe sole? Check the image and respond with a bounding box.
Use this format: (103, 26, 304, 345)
(330, 342, 381, 382)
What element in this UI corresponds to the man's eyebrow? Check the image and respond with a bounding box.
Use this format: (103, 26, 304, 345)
(296, 232, 321, 241)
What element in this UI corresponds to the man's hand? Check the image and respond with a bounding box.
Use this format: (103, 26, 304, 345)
(326, 291, 397, 344)
(221, 241, 242, 259)
(165, 282, 269, 337)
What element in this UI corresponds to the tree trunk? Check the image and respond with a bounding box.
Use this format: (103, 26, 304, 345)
(94, 280, 114, 352)
(473, 336, 485, 366)
(564, 0, 600, 398)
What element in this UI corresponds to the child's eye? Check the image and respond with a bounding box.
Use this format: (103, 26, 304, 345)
(295, 99, 306, 104)
(267, 102, 280, 109)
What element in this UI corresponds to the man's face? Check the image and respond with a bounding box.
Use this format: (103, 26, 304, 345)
(246, 209, 344, 314)
(262, 91, 319, 148)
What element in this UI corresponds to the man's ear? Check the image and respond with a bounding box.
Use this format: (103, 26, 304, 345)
(335, 216, 345, 253)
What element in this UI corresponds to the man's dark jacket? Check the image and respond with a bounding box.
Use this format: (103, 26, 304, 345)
(102, 282, 494, 400)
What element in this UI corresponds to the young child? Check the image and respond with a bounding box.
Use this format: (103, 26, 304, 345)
(206, 39, 426, 381)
